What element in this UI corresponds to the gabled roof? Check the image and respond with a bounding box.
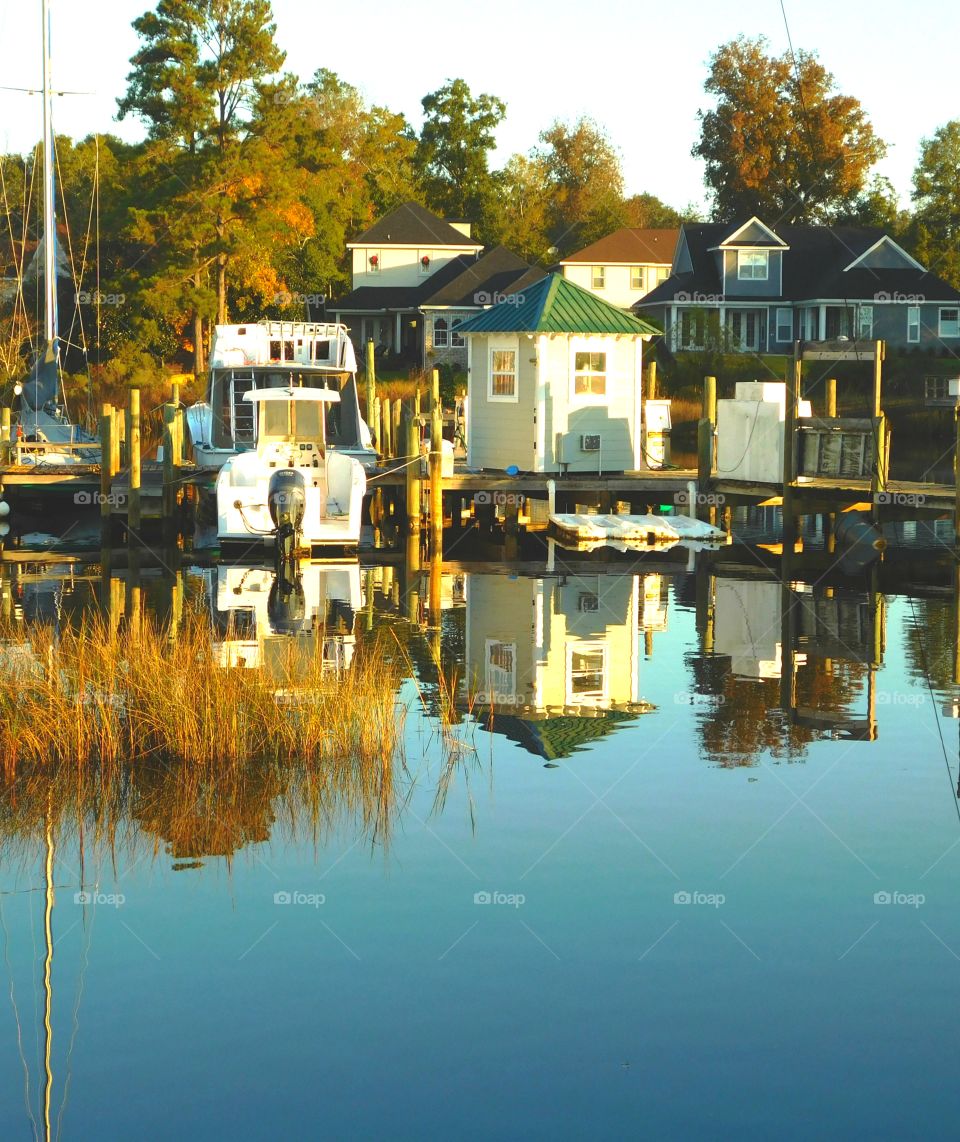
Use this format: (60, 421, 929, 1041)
(347, 202, 482, 250)
(420, 245, 546, 307)
(458, 273, 660, 336)
(713, 216, 788, 249)
(636, 220, 960, 308)
(560, 227, 679, 266)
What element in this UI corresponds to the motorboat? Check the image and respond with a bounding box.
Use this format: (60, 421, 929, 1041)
(216, 386, 366, 553)
(187, 320, 377, 471)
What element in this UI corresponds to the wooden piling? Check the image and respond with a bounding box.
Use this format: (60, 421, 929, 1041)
(365, 340, 377, 451)
(162, 402, 176, 519)
(783, 351, 800, 490)
(429, 368, 443, 558)
(392, 399, 402, 460)
(382, 396, 392, 459)
(372, 396, 381, 458)
(0, 406, 9, 441)
(405, 414, 421, 537)
(826, 377, 837, 419)
(100, 404, 114, 522)
(645, 360, 657, 402)
(128, 387, 141, 532)
(697, 374, 717, 505)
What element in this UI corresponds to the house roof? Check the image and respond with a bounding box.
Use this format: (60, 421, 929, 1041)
(637, 221, 960, 308)
(420, 245, 546, 308)
(457, 273, 660, 336)
(347, 202, 482, 249)
(560, 227, 679, 267)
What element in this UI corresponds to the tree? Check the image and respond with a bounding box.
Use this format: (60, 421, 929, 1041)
(536, 118, 625, 254)
(118, 0, 286, 370)
(491, 153, 553, 262)
(621, 193, 692, 229)
(693, 36, 885, 223)
(832, 174, 910, 237)
(415, 79, 505, 232)
(912, 121, 960, 289)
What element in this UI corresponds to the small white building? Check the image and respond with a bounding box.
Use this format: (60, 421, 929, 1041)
(458, 274, 659, 473)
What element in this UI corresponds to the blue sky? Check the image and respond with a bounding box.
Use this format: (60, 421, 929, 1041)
(0, 0, 950, 213)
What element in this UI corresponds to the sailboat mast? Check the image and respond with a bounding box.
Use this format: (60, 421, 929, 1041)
(41, 0, 57, 350)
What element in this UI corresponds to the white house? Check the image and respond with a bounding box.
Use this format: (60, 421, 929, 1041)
(457, 273, 659, 473)
(559, 228, 678, 309)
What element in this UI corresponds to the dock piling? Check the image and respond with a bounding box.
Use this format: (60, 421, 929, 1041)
(100, 403, 114, 522)
(429, 369, 443, 558)
(365, 340, 377, 451)
(405, 413, 421, 537)
(128, 387, 141, 533)
(826, 377, 837, 419)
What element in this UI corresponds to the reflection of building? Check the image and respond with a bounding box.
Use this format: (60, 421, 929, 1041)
(209, 561, 361, 675)
(714, 578, 806, 680)
(464, 571, 653, 758)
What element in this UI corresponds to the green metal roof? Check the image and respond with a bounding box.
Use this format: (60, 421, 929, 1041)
(456, 272, 660, 337)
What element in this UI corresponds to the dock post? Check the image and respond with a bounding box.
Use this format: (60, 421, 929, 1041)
(405, 414, 421, 538)
(128, 387, 141, 533)
(429, 368, 443, 559)
(365, 340, 377, 451)
(100, 404, 113, 523)
(382, 396, 392, 459)
(392, 400, 402, 461)
(645, 360, 657, 402)
(162, 401, 176, 520)
(0, 406, 9, 442)
(782, 350, 801, 547)
(697, 375, 717, 517)
(372, 396, 381, 459)
(826, 377, 837, 419)
(414, 387, 421, 421)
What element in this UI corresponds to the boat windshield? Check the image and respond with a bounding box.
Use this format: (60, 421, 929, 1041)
(260, 400, 325, 444)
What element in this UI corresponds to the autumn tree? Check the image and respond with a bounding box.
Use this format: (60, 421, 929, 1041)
(693, 36, 885, 223)
(415, 79, 505, 234)
(911, 121, 960, 288)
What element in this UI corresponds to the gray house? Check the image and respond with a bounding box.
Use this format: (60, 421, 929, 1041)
(638, 216, 960, 354)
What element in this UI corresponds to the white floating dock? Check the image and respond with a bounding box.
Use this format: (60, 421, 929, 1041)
(549, 513, 725, 548)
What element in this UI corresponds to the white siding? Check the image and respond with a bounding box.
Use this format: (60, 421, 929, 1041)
(562, 263, 670, 308)
(467, 334, 536, 470)
(349, 246, 477, 288)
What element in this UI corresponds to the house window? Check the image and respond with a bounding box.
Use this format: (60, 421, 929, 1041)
(367, 250, 380, 273)
(566, 643, 606, 704)
(485, 640, 516, 701)
(858, 305, 874, 339)
(630, 267, 644, 291)
(451, 318, 464, 348)
(573, 351, 607, 398)
(908, 306, 921, 343)
(940, 308, 960, 337)
(678, 311, 707, 350)
(656, 267, 670, 285)
(419, 251, 432, 274)
(775, 307, 793, 342)
(433, 317, 449, 348)
(737, 251, 769, 280)
(489, 348, 517, 401)
(591, 266, 606, 289)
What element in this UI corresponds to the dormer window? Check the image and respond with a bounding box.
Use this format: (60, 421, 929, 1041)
(738, 251, 769, 280)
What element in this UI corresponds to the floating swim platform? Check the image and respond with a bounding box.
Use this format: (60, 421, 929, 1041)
(548, 513, 725, 547)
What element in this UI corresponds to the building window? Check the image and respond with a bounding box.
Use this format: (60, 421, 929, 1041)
(737, 251, 769, 280)
(485, 639, 516, 701)
(367, 250, 380, 273)
(630, 267, 644, 291)
(775, 307, 793, 342)
(573, 351, 607, 397)
(489, 348, 517, 400)
(591, 266, 606, 289)
(857, 305, 874, 339)
(433, 317, 449, 348)
(907, 306, 921, 343)
(566, 643, 606, 704)
(419, 251, 432, 274)
(656, 267, 670, 285)
(451, 318, 464, 347)
(939, 308, 960, 337)
(678, 311, 707, 350)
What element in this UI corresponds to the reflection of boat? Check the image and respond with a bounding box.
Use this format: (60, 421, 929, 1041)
(210, 559, 362, 674)
(216, 388, 366, 552)
(187, 321, 376, 471)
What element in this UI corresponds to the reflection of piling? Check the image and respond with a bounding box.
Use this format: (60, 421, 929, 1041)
(429, 369, 443, 558)
(128, 387, 141, 533)
(405, 534, 421, 623)
(428, 553, 442, 630)
(126, 548, 142, 630)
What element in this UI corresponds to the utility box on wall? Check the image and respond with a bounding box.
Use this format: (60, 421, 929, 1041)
(716, 382, 811, 484)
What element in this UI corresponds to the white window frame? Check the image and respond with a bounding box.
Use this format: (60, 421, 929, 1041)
(565, 641, 607, 705)
(775, 307, 793, 342)
(737, 250, 769, 281)
(570, 344, 608, 404)
(939, 307, 960, 338)
(485, 639, 517, 703)
(488, 343, 518, 403)
(907, 306, 921, 344)
(418, 250, 432, 275)
(656, 267, 670, 285)
(630, 266, 643, 291)
(591, 266, 606, 289)
(433, 317, 449, 348)
(451, 317, 465, 348)
(366, 248, 381, 274)
(857, 304, 874, 340)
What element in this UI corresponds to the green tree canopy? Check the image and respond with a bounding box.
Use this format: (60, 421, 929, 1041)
(911, 121, 960, 288)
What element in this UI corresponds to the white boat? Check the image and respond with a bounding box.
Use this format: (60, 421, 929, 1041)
(187, 320, 377, 471)
(209, 559, 362, 675)
(216, 387, 367, 553)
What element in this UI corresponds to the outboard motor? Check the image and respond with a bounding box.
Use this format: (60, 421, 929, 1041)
(268, 469, 306, 562)
(268, 567, 307, 634)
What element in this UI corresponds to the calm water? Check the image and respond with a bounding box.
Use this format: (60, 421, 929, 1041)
(1, 544, 960, 1139)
